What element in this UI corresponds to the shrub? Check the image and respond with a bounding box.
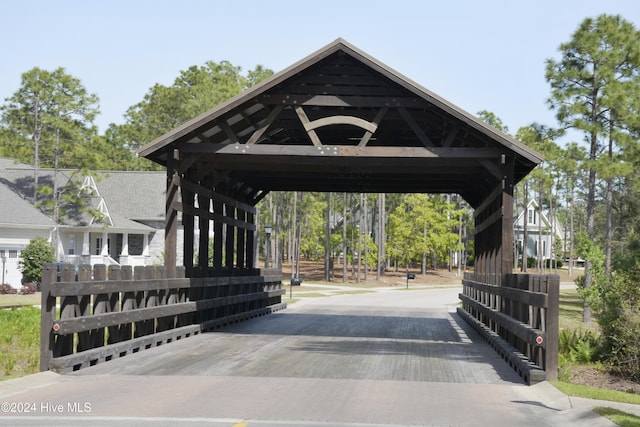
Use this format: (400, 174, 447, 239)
(559, 329, 603, 363)
(18, 237, 55, 284)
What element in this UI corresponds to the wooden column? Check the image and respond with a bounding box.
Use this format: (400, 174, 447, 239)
(237, 208, 246, 269)
(165, 149, 179, 278)
(197, 178, 211, 273)
(225, 202, 236, 270)
(182, 172, 195, 277)
(246, 211, 255, 269)
(213, 197, 224, 270)
(501, 155, 515, 285)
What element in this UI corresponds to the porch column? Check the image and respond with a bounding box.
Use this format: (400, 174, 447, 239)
(142, 234, 149, 256)
(101, 232, 108, 256)
(121, 232, 129, 256)
(82, 232, 90, 255)
(120, 232, 129, 265)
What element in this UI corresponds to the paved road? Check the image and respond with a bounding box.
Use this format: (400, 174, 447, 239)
(0, 285, 620, 426)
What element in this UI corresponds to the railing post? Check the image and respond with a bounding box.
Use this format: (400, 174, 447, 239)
(39, 263, 57, 371)
(545, 274, 560, 380)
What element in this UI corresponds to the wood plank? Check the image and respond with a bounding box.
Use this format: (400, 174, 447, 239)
(261, 94, 421, 108)
(359, 107, 387, 147)
(49, 325, 202, 374)
(51, 274, 283, 296)
(178, 202, 256, 232)
(246, 105, 284, 145)
(178, 142, 503, 159)
(179, 177, 256, 214)
(459, 294, 545, 347)
(294, 106, 322, 146)
(397, 107, 433, 147)
(303, 115, 378, 133)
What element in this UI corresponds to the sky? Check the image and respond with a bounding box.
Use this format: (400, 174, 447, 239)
(2, 0, 640, 143)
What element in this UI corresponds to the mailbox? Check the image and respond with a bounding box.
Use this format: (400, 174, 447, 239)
(406, 273, 416, 280)
(290, 277, 302, 286)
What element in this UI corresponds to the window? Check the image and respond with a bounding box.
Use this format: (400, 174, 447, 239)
(9, 250, 18, 258)
(68, 236, 76, 255)
(95, 237, 110, 255)
(528, 209, 537, 225)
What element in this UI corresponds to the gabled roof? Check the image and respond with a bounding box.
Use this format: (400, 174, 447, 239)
(0, 159, 164, 232)
(137, 38, 543, 208)
(0, 181, 54, 228)
(514, 199, 564, 237)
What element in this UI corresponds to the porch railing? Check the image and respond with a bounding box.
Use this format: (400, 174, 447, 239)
(40, 263, 284, 373)
(458, 272, 559, 385)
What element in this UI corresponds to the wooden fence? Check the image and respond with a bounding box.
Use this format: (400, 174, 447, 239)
(40, 263, 285, 373)
(458, 272, 559, 385)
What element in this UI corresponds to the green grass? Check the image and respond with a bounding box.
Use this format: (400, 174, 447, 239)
(593, 407, 640, 426)
(0, 306, 40, 380)
(559, 288, 598, 332)
(552, 381, 640, 404)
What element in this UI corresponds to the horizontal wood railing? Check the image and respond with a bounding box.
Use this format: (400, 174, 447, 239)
(458, 272, 559, 385)
(40, 263, 285, 373)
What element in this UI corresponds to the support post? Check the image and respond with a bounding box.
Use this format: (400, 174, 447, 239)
(501, 154, 515, 285)
(545, 274, 560, 380)
(183, 174, 194, 276)
(39, 263, 57, 371)
(165, 149, 179, 278)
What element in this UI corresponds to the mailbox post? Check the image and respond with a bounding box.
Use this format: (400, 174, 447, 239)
(406, 272, 415, 289)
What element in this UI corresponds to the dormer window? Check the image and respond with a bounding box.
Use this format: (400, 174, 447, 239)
(528, 209, 537, 225)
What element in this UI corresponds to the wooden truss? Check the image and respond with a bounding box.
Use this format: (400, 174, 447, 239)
(139, 39, 542, 284)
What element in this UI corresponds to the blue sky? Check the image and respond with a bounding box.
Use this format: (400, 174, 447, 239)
(2, 0, 639, 143)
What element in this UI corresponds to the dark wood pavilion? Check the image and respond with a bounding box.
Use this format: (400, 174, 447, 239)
(38, 39, 558, 383)
(138, 38, 542, 284)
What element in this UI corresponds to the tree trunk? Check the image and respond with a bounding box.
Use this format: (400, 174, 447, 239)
(343, 193, 348, 282)
(325, 192, 331, 281)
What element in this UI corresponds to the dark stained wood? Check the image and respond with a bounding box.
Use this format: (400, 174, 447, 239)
(39, 264, 57, 371)
(165, 149, 179, 277)
(501, 155, 515, 284)
(41, 264, 284, 373)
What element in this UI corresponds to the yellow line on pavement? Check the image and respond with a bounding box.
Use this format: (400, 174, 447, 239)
(233, 422, 248, 427)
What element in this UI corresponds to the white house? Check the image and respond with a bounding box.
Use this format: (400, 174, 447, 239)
(514, 199, 564, 262)
(0, 158, 182, 288)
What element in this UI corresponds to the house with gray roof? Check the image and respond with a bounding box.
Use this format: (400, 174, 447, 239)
(0, 158, 180, 287)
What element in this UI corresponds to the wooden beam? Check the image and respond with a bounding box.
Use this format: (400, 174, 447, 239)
(176, 202, 256, 231)
(220, 119, 239, 144)
(442, 127, 459, 147)
(479, 159, 503, 180)
(178, 142, 503, 160)
(179, 177, 256, 214)
(261, 94, 422, 108)
(359, 107, 387, 147)
(304, 115, 378, 133)
(294, 106, 322, 146)
(397, 107, 433, 147)
(246, 105, 284, 145)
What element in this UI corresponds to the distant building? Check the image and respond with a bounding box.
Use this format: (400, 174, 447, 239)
(514, 199, 564, 262)
(0, 158, 181, 288)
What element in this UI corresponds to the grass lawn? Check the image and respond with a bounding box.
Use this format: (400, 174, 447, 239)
(0, 293, 40, 308)
(0, 306, 40, 380)
(559, 288, 594, 332)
